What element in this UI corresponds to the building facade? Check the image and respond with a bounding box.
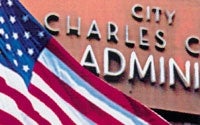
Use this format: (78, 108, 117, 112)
(21, 0, 200, 124)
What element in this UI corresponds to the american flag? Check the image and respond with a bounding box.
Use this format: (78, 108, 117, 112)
(0, 0, 170, 124)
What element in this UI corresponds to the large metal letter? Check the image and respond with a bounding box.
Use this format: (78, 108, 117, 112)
(185, 36, 200, 57)
(129, 52, 156, 83)
(159, 57, 165, 85)
(67, 16, 81, 36)
(107, 22, 119, 43)
(155, 30, 166, 51)
(152, 7, 161, 23)
(104, 48, 126, 77)
(87, 20, 101, 41)
(165, 10, 175, 25)
(131, 4, 143, 22)
(139, 27, 149, 49)
(125, 25, 135, 48)
(169, 58, 191, 88)
(80, 45, 100, 75)
(194, 63, 199, 90)
(44, 13, 60, 35)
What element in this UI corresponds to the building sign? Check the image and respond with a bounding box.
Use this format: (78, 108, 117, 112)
(21, 0, 200, 115)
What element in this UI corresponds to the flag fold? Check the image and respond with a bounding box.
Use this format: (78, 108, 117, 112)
(0, 0, 170, 125)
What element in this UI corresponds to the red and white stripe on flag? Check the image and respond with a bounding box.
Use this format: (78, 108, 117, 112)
(0, 37, 170, 125)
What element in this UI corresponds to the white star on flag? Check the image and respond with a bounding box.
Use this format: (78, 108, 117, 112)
(0, 28, 5, 35)
(17, 49, 23, 57)
(0, 16, 5, 24)
(10, 15, 16, 24)
(7, 0, 13, 7)
(6, 43, 11, 51)
(22, 15, 29, 22)
(12, 32, 18, 40)
(13, 59, 18, 66)
(28, 48, 34, 55)
(23, 65, 29, 72)
(24, 31, 31, 39)
(38, 31, 44, 38)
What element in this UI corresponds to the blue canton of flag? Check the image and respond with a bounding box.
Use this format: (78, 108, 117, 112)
(0, 0, 50, 85)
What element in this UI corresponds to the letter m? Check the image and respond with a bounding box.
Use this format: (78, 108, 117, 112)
(129, 52, 156, 83)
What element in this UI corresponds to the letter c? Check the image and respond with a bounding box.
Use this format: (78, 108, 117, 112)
(44, 13, 60, 35)
(131, 4, 143, 22)
(185, 36, 200, 57)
